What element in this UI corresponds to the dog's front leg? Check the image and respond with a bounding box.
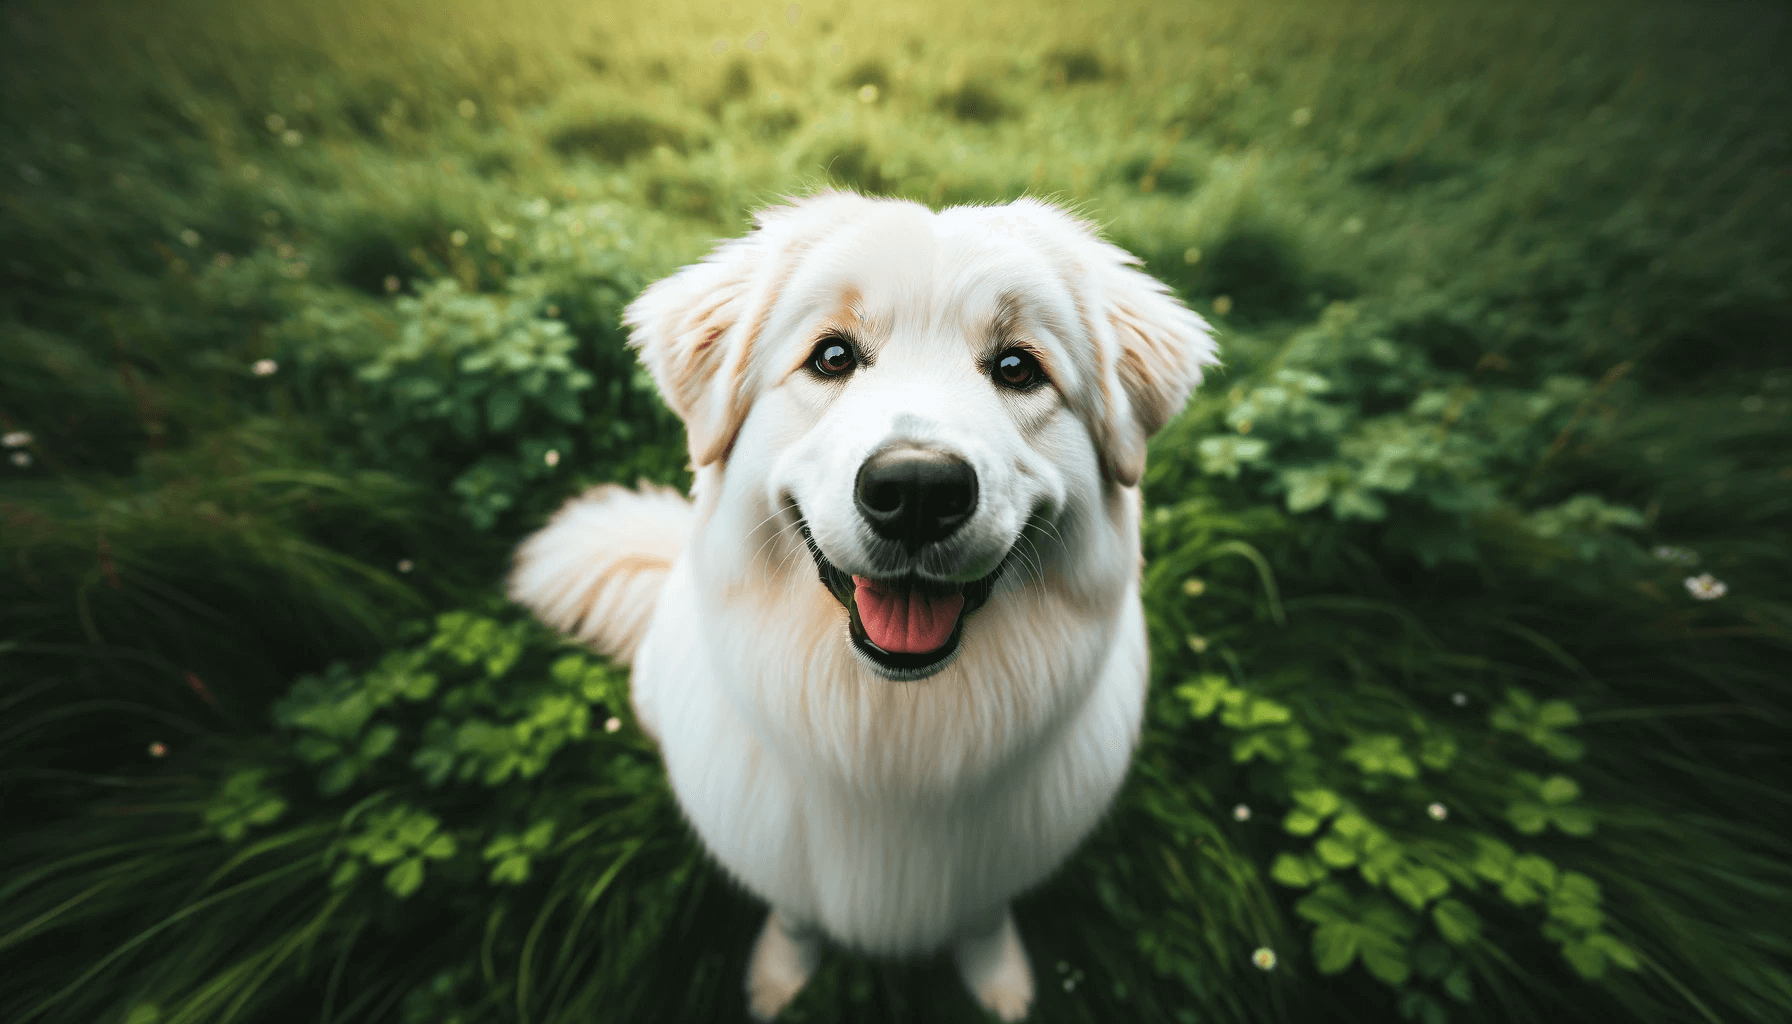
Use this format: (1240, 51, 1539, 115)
(745, 909, 822, 1021)
(953, 905, 1034, 1022)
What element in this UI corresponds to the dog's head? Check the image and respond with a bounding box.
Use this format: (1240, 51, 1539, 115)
(625, 191, 1216, 681)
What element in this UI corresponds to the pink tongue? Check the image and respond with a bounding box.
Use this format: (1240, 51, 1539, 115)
(852, 576, 965, 654)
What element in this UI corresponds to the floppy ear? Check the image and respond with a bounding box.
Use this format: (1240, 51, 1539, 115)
(623, 190, 868, 467)
(1005, 199, 1219, 487)
(1097, 258, 1219, 486)
(622, 243, 760, 467)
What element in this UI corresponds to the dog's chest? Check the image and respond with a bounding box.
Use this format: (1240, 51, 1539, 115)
(634, 564, 1147, 955)
(668, 717, 1120, 955)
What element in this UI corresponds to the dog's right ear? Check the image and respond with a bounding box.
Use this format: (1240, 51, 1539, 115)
(625, 190, 869, 468)
(622, 245, 760, 468)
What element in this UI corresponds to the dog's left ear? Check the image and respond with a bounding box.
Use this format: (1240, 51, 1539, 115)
(1096, 256, 1219, 486)
(1009, 200, 1219, 487)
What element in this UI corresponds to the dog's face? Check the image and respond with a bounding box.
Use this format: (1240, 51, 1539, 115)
(625, 192, 1216, 682)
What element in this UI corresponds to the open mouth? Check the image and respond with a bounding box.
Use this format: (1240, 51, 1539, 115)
(796, 520, 1005, 680)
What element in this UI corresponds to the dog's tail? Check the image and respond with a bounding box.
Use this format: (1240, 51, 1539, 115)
(507, 481, 692, 667)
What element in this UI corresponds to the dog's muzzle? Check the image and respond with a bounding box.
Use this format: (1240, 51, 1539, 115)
(795, 526, 1006, 682)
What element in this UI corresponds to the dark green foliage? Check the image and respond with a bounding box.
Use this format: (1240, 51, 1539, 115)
(817, 140, 894, 195)
(936, 81, 1010, 124)
(549, 115, 687, 163)
(1044, 48, 1106, 86)
(1116, 153, 1202, 196)
(720, 58, 754, 101)
(843, 61, 891, 92)
(3, 2, 1790, 1023)
(1354, 156, 1465, 191)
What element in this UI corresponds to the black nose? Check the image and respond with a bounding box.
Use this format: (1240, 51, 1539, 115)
(854, 448, 979, 552)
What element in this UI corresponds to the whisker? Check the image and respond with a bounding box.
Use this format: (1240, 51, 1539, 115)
(768, 522, 812, 581)
(745, 502, 804, 568)
(751, 518, 802, 573)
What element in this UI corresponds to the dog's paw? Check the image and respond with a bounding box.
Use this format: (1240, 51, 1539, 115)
(970, 974, 1033, 1022)
(746, 911, 820, 1022)
(954, 910, 1033, 1022)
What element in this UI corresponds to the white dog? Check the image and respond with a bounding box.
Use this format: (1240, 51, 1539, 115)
(509, 191, 1216, 1020)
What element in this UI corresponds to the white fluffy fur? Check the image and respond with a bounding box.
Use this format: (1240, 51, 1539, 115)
(509, 191, 1216, 1019)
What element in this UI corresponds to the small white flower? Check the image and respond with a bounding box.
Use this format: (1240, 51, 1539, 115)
(604, 716, 622, 733)
(397, 559, 414, 573)
(450, 229, 468, 247)
(1655, 545, 1698, 565)
(1182, 578, 1206, 597)
(1684, 573, 1727, 600)
(1187, 635, 1208, 653)
(1233, 803, 1251, 822)
(281, 129, 303, 147)
(1252, 947, 1277, 971)
(10, 451, 31, 467)
(251, 359, 278, 376)
(858, 84, 880, 104)
(275, 242, 296, 259)
(1213, 295, 1234, 316)
(544, 449, 560, 467)
(179, 228, 201, 247)
(1182, 246, 1202, 265)
(265, 113, 285, 132)
(1451, 692, 1468, 707)
(1427, 802, 1448, 821)
(2, 431, 31, 448)
(1061, 978, 1076, 992)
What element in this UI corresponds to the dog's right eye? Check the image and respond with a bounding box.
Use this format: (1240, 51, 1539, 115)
(810, 336, 858, 377)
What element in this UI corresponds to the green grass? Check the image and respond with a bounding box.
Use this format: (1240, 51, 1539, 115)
(2, 0, 1789, 1022)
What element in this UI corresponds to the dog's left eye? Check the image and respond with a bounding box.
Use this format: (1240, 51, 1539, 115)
(810, 336, 858, 377)
(993, 348, 1042, 390)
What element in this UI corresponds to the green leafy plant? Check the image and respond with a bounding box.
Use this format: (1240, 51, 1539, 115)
(329, 802, 460, 898)
(203, 769, 290, 843)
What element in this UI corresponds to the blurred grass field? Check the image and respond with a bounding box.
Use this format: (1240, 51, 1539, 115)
(2, 1, 1790, 1022)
